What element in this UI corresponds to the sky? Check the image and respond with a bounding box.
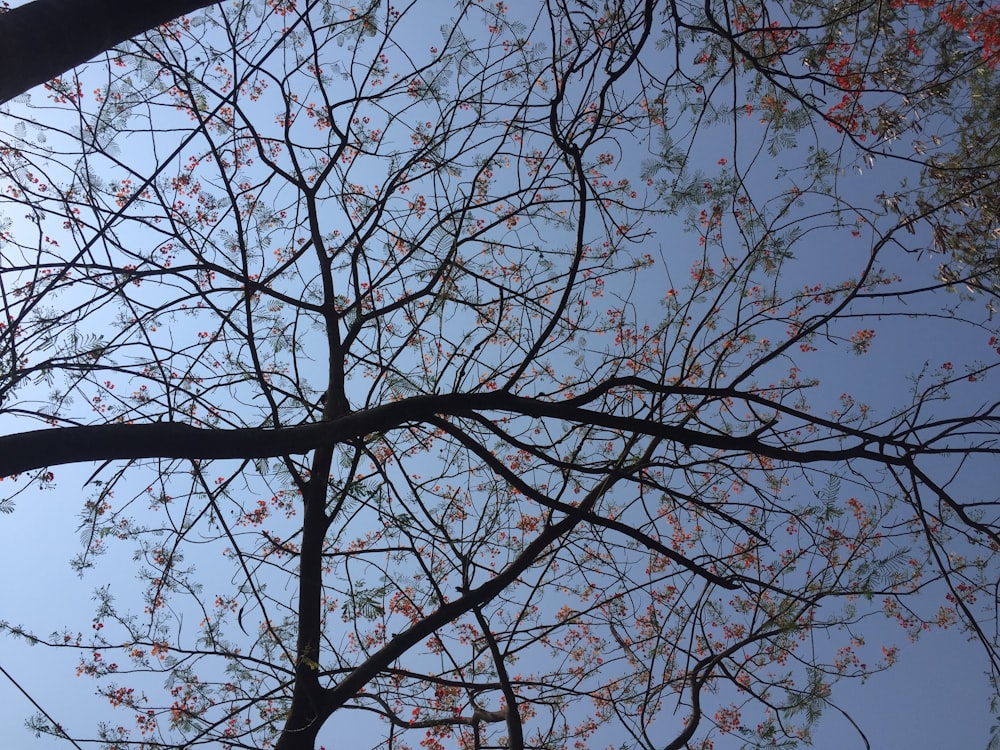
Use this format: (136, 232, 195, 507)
(1, 467, 996, 748)
(1, 0, 999, 749)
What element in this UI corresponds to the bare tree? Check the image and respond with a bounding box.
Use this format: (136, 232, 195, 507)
(1, 1, 998, 748)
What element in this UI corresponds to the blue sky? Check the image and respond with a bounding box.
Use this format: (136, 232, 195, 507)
(1, 1, 999, 748)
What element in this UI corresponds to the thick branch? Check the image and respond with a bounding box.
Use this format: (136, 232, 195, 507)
(0, 390, 907, 478)
(0, 0, 220, 103)
(316, 453, 626, 719)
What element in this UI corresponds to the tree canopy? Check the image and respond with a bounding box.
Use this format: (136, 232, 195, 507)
(0, 1, 998, 749)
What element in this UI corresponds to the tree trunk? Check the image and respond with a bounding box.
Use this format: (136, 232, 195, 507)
(0, 0, 220, 103)
(275, 437, 337, 750)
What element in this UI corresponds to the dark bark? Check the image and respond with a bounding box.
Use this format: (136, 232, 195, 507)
(272, 443, 335, 750)
(0, 0, 220, 104)
(276, 404, 341, 749)
(0, 389, 909, 480)
(0, 390, 904, 478)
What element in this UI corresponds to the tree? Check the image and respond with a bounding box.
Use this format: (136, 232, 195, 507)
(0, 1, 998, 748)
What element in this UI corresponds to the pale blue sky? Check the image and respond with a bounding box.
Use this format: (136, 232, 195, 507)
(1, 1, 998, 748)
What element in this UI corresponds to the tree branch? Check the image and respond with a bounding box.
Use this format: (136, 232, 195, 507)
(0, 0, 221, 104)
(0, 389, 910, 478)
